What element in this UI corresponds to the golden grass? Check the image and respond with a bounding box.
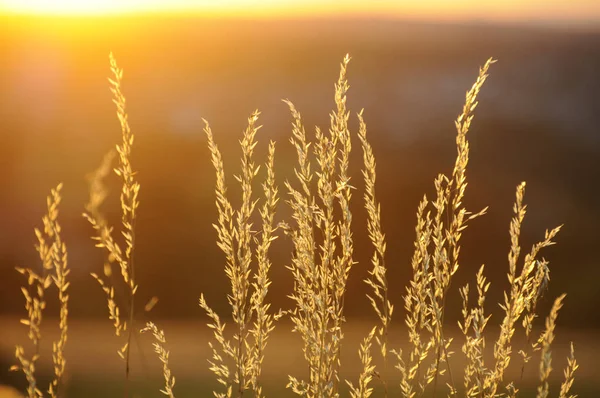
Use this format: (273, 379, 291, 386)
(282, 54, 356, 397)
(8, 53, 580, 398)
(140, 322, 176, 398)
(11, 184, 69, 398)
(82, 52, 140, 397)
(200, 109, 281, 398)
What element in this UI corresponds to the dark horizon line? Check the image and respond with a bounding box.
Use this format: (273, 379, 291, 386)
(1, 13, 599, 36)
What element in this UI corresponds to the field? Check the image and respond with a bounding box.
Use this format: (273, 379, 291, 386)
(1, 14, 599, 398)
(2, 318, 599, 397)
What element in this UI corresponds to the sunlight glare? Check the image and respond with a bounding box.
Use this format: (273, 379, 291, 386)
(1, 0, 599, 21)
(2, 0, 158, 15)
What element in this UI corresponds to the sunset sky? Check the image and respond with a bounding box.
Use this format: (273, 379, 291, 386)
(0, 0, 599, 22)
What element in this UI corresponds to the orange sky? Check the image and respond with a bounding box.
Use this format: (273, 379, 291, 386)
(0, 0, 599, 22)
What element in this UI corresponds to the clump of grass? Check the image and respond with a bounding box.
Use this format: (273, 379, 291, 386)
(84, 53, 178, 398)
(83, 52, 140, 397)
(9, 52, 580, 398)
(283, 54, 356, 397)
(389, 59, 493, 398)
(481, 182, 564, 398)
(11, 184, 69, 398)
(200, 110, 280, 397)
(334, 56, 492, 398)
(344, 57, 577, 398)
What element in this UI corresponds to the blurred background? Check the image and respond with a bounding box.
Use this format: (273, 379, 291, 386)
(0, 0, 599, 396)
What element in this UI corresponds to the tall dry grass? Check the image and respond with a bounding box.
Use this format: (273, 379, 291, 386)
(200, 110, 281, 398)
(82, 52, 141, 398)
(8, 53, 579, 398)
(10, 184, 69, 398)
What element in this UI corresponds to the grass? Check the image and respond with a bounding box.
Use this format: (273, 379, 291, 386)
(6, 52, 580, 398)
(10, 184, 69, 398)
